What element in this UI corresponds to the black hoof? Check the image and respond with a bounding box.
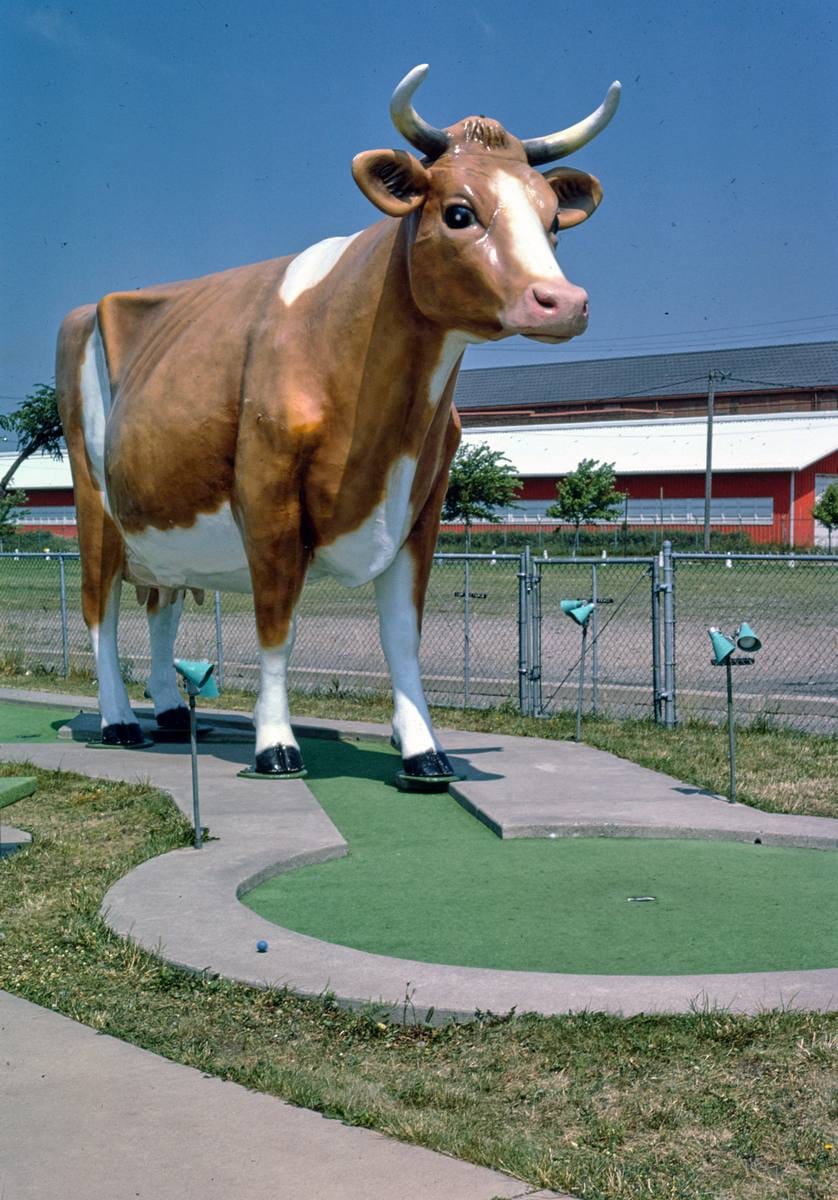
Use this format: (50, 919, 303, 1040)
(401, 749, 456, 779)
(156, 706, 191, 730)
(101, 721, 145, 747)
(238, 744, 307, 780)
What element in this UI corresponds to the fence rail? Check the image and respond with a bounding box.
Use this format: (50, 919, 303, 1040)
(0, 546, 835, 734)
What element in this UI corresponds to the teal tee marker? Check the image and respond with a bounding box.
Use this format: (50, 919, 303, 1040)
(173, 659, 219, 698)
(708, 627, 736, 665)
(561, 599, 595, 627)
(735, 622, 762, 652)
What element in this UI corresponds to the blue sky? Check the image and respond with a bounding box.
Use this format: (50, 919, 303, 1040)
(1, 0, 836, 416)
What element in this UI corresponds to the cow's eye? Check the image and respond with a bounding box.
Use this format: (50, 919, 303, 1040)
(444, 204, 476, 230)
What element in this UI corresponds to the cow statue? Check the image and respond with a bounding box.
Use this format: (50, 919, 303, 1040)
(57, 64, 620, 785)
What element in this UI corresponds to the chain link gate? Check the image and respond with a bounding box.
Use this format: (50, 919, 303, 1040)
(521, 552, 660, 722)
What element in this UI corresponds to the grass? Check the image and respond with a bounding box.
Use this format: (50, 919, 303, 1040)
(1, 759, 836, 1199)
(1, 669, 836, 818)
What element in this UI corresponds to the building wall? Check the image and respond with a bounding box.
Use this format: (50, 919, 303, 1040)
(792, 449, 838, 545)
(520, 472, 793, 543)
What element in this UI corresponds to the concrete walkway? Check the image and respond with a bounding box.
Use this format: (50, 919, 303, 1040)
(0, 991, 563, 1200)
(2, 687, 836, 1019)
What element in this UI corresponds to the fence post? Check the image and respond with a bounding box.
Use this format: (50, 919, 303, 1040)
(213, 591, 224, 689)
(517, 547, 530, 715)
(529, 550, 542, 717)
(650, 555, 662, 723)
(58, 554, 70, 678)
(590, 561, 598, 716)
(662, 539, 677, 728)
(462, 554, 471, 708)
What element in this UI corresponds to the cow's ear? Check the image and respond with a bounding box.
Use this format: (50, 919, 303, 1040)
(543, 167, 603, 229)
(352, 149, 431, 217)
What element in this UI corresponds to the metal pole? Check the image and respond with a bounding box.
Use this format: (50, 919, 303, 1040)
(213, 591, 224, 689)
(575, 622, 587, 743)
(590, 562, 598, 716)
(463, 554, 471, 708)
(189, 693, 202, 848)
(58, 554, 69, 678)
(725, 660, 736, 804)
(662, 539, 677, 728)
(517, 550, 529, 715)
(650, 557, 662, 723)
(530, 549, 542, 716)
(703, 371, 718, 553)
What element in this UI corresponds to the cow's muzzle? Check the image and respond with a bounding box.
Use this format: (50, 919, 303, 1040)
(500, 281, 589, 341)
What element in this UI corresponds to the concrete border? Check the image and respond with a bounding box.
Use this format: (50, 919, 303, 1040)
(2, 688, 837, 1020)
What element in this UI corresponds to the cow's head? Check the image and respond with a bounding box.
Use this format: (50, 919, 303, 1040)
(352, 64, 619, 344)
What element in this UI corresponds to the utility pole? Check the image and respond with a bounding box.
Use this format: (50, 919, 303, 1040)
(703, 370, 729, 552)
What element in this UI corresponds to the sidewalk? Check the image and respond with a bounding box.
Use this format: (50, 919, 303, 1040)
(0, 991, 563, 1200)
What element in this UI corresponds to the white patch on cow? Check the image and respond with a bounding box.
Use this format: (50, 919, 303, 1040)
(123, 503, 252, 594)
(493, 173, 565, 281)
(278, 231, 362, 307)
(146, 592, 186, 716)
(253, 622, 299, 754)
(374, 549, 438, 758)
(79, 323, 113, 495)
(310, 454, 417, 586)
(427, 332, 472, 407)
(90, 578, 137, 729)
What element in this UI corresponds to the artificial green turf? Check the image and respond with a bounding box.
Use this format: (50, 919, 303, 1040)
(244, 736, 838, 976)
(0, 701, 79, 743)
(0, 776, 37, 809)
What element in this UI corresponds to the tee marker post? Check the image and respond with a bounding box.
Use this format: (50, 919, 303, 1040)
(174, 659, 219, 848)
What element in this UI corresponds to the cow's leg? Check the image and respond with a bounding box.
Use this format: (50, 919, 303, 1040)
(145, 590, 189, 729)
(90, 569, 145, 743)
(375, 410, 460, 783)
(375, 548, 456, 781)
(250, 613, 304, 775)
(240, 478, 309, 778)
(56, 314, 142, 744)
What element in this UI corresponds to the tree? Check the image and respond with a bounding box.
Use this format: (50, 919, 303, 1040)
(0, 486, 27, 542)
(547, 458, 626, 555)
(442, 443, 522, 549)
(0, 384, 63, 494)
(812, 481, 838, 551)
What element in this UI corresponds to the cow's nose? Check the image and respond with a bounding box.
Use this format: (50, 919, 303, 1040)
(531, 282, 589, 321)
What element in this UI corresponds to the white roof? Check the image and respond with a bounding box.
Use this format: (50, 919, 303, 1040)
(461, 412, 838, 476)
(0, 451, 72, 489)
(2, 411, 837, 491)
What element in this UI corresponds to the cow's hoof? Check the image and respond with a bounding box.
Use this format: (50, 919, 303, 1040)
(395, 749, 460, 793)
(156, 706, 191, 730)
(89, 722, 152, 750)
(237, 744, 307, 780)
(149, 706, 215, 744)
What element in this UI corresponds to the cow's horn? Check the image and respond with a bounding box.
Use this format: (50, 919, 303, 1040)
(522, 81, 622, 166)
(390, 64, 449, 160)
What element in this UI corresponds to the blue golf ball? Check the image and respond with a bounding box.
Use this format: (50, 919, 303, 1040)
(256, 939, 269, 953)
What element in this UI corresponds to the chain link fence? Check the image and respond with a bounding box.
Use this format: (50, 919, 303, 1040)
(0, 547, 835, 734)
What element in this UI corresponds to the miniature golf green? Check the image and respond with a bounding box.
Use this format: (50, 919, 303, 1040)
(244, 737, 838, 976)
(2, 702, 835, 975)
(0, 701, 79, 743)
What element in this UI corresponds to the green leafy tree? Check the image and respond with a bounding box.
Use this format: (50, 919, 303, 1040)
(0, 486, 27, 542)
(442, 443, 522, 549)
(812, 481, 838, 551)
(0, 384, 63, 494)
(547, 458, 626, 555)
